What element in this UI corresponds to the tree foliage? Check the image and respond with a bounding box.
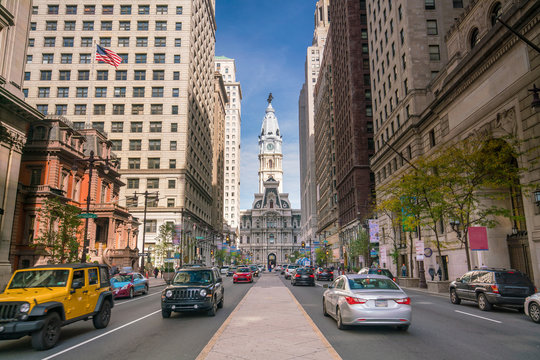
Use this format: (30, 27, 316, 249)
(32, 198, 83, 264)
(154, 222, 175, 263)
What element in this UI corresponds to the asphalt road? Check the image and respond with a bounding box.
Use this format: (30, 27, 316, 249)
(280, 275, 540, 360)
(0, 275, 254, 360)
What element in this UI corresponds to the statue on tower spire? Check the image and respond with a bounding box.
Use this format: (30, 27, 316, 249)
(267, 93, 273, 104)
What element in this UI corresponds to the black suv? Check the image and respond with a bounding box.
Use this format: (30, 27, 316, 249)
(161, 267, 224, 318)
(450, 268, 536, 311)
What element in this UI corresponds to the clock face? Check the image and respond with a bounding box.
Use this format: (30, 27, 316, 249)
(267, 143, 274, 151)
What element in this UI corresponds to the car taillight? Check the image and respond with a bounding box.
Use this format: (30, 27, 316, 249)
(345, 296, 367, 305)
(329, 272, 333, 274)
(392, 277, 396, 282)
(295, 274, 301, 278)
(491, 285, 499, 294)
(309, 274, 314, 278)
(394, 297, 411, 305)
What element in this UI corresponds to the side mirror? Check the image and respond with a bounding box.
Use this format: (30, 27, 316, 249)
(71, 281, 83, 293)
(328, 284, 335, 289)
(456, 278, 461, 282)
(323, 284, 329, 289)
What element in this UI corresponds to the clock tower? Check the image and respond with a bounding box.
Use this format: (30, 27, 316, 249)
(258, 93, 283, 193)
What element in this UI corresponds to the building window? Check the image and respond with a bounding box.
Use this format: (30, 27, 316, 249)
(156, 5, 168, 14)
(57, 87, 69, 98)
(74, 105, 86, 115)
(36, 105, 48, 115)
(134, 70, 146, 81)
(145, 220, 157, 233)
(82, 21, 94, 31)
(152, 87, 164, 97)
(171, 123, 178, 132)
(96, 70, 109, 81)
(429, 45, 440, 61)
(155, 37, 166, 47)
(168, 180, 176, 189)
(151, 104, 163, 115)
(154, 54, 165, 63)
(92, 122, 104, 132)
(427, 20, 438, 35)
(94, 105, 106, 115)
(30, 168, 43, 185)
(111, 122, 124, 133)
(55, 105, 67, 115)
(40, 71, 52, 81)
(176, 6, 183, 14)
(133, 87, 145, 97)
(175, 22, 182, 31)
(80, 54, 92, 63)
(42, 54, 54, 64)
(128, 158, 141, 169)
(48, 5, 59, 14)
(147, 178, 159, 189)
(155, 22, 167, 31)
(64, 21, 75, 31)
(175, 39, 182, 47)
(121, 5, 131, 15)
(127, 179, 139, 189)
(118, 37, 130, 47)
(135, 54, 147, 64)
(169, 159, 176, 169)
(114, 87, 126, 97)
(491, 2, 503, 26)
(126, 196, 138, 207)
(172, 106, 179, 115)
(129, 140, 142, 151)
(425, 0, 435, 10)
(470, 28, 480, 49)
(113, 104, 125, 115)
(46, 21, 57, 31)
(153, 70, 165, 80)
(116, 70, 127, 80)
(453, 0, 463, 8)
(100, 37, 111, 47)
(167, 199, 175, 208)
(174, 55, 181, 64)
(429, 129, 436, 148)
(136, 37, 148, 47)
(132, 105, 144, 115)
(102, 21, 113, 31)
(172, 88, 179, 97)
(150, 122, 162, 133)
(60, 54, 72, 64)
(38, 87, 50, 98)
(149, 140, 161, 151)
(131, 122, 143, 132)
(95, 87, 107, 97)
(26, 55, 33, 64)
(148, 158, 160, 169)
(102, 5, 113, 15)
(138, 21, 149, 31)
(81, 38, 93, 47)
(24, 72, 31, 81)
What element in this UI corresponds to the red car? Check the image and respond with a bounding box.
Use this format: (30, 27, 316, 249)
(110, 272, 149, 298)
(233, 267, 253, 283)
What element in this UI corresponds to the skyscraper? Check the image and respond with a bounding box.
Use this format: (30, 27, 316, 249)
(215, 56, 242, 231)
(23, 1, 218, 260)
(299, 0, 330, 254)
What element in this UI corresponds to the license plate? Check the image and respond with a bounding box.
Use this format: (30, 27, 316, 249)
(375, 300, 388, 307)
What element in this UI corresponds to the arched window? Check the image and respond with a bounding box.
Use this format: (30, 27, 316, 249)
(470, 28, 479, 49)
(269, 199, 273, 208)
(490, 2, 502, 26)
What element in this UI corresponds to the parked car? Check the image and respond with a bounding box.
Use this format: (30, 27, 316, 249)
(110, 272, 149, 299)
(161, 267, 224, 318)
(292, 268, 315, 286)
(316, 268, 334, 281)
(358, 267, 396, 282)
(249, 265, 260, 277)
(227, 266, 237, 277)
(323, 274, 411, 330)
(281, 265, 289, 275)
(275, 265, 283, 272)
(449, 268, 536, 311)
(220, 266, 229, 275)
(0, 264, 113, 350)
(233, 267, 253, 283)
(524, 293, 540, 323)
(285, 265, 300, 279)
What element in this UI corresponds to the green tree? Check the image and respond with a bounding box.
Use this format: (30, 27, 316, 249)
(349, 227, 370, 268)
(315, 247, 332, 267)
(375, 187, 405, 271)
(214, 249, 227, 266)
(288, 250, 302, 264)
(32, 198, 83, 263)
(154, 222, 175, 265)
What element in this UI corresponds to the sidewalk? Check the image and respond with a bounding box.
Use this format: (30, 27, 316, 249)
(197, 274, 341, 360)
(147, 276, 167, 288)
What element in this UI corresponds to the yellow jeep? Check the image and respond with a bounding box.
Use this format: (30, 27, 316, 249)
(0, 263, 114, 350)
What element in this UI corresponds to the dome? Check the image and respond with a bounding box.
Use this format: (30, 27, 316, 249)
(260, 102, 281, 138)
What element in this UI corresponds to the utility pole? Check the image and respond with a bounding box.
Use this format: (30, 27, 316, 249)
(132, 190, 159, 272)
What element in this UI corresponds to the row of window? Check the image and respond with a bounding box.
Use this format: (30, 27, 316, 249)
(39, 20, 182, 32)
(28, 69, 181, 82)
(27, 53, 181, 64)
(110, 139, 178, 152)
(127, 178, 176, 190)
(33, 103, 180, 117)
(34, 86, 180, 98)
(38, 4, 182, 16)
(30, 34, 182, 48)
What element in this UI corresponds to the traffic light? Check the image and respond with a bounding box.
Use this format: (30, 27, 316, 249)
(226, 235, 230, 245)
(301, 241, 305, 249)
(210, 249, 214, 256)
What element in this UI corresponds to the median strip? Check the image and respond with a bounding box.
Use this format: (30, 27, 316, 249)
(454, 310, 502, 323)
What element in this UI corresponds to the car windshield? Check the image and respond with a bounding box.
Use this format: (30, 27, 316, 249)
(349, 278, 399, 290)
(237, 268, 251, 273)
(322, 268, 332, 272)
(495, 272, 532, 285)
(297, 268, 313, 275)
(172, 270, 213, 285)
(368, 269, 393, 278)
(112, 274, 133, 282)
(9, 270, 70, 289)
(288, 265, 299, 269)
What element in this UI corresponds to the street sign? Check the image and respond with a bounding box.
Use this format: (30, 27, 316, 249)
(78, 213, 97, 219)
(196, 236, 205, 240)
(138, 253, 148, 256)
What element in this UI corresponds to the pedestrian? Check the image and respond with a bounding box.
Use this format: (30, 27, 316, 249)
(437, 266, 442, 281)
(428, 266, 435, 281)
(401, 264, 407, 277)
(153, 267, 159, 279)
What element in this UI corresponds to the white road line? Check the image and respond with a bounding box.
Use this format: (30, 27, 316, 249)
(41, 309, 161, 360)
(454, 310, 502, 324)
(114, 291, 161, 306)
(415, 301, 433, 305)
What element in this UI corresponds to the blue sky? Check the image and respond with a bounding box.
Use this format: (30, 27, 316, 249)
(215, 0, 317, 210)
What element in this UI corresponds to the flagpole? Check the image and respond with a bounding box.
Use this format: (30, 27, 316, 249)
(87, 40, 97, 128)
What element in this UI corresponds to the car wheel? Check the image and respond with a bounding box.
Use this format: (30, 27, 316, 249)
(450, 289, 461, 305)
(397, 325, 410, 331)
(323, 298, 329, 317)
(529, 302, 540, 323)
(218, 295, 224, 309)
(143, 285, 149, 295)
(208, 299, 217, 317)
(129, 287, 134, 299)
(336, 307, 347, 330)
(93, 300, 111, 329)
(477, 293, 492, 311)
(161, 308, 171, 318)
(31, 312, 61, 350)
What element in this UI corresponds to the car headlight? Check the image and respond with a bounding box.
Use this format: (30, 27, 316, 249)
(19, 303, 30, 313)
(200, 289, 207, 297)
(165, 290, 173, 298)
(121, 284, 129, 290)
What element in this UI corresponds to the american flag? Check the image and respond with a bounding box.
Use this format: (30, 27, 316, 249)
(95, 44, 122, 68)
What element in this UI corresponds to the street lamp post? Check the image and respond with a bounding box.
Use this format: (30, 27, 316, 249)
(132, 190, 159, 272)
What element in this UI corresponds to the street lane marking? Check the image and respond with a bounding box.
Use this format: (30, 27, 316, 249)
(115, 291, 161, 306)
(415, 301, 433, 304)
(454, 310, 502, 323)
(41, 309, 161, 360)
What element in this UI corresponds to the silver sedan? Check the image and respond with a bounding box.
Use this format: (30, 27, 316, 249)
(323, 274, 412, 330)
(524, 293, 540, 323)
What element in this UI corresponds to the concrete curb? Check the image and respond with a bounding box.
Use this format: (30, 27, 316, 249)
(402, 286, 449, 299)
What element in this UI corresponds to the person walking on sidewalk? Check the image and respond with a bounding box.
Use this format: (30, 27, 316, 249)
(437, 266, 442, 281)
(428, 265, 435, 281)
(153, 267, 159, 279)
(401, 264, 407, 277)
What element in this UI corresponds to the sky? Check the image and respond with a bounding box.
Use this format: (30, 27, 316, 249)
(215, 0, 317, 210)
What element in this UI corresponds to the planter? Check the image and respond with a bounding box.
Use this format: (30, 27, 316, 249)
(427, 280, 450, 294)
(398, 277, 420, 288)
(163, 272, 175, 284)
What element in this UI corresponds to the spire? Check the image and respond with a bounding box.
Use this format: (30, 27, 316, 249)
(260, 93, 281, 137)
